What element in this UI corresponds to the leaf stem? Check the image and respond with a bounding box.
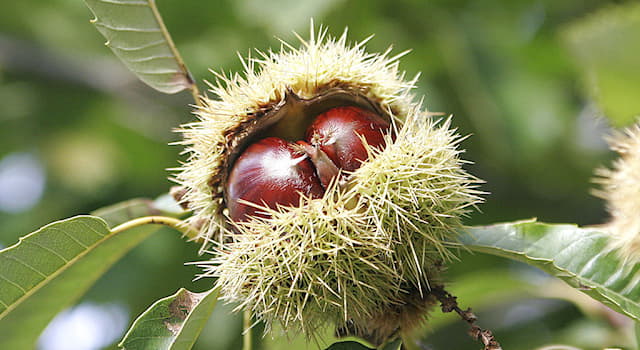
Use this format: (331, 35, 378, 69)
(191, 84, 202, 108)
(111, 216, 199, 241)
(147, 0, 202, 107)
(243, 310, 253, 350)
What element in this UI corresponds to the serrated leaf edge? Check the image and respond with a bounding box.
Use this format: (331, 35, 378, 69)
(462, 220, 640, 322)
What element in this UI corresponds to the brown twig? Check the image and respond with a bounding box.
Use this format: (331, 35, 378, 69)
(430, 285, 502, 350)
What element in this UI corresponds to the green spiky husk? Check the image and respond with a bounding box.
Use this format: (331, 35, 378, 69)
(594, 121, 640, 262)
(178, 26, 484, 340)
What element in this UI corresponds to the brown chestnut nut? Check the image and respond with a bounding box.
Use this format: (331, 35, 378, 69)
(226, 106, 391, 222)
(226, 137, 324, 222)
(305, 106, 391, 172)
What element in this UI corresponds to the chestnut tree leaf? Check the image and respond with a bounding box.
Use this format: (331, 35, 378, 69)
(118, 287, 220, 350)
(0, 197, 183, 349)
(84, 0, 195, 94)
(460, 219, 640, 321)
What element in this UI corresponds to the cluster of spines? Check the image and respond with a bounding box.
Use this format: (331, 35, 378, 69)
(350, 112, 485, 287)
(594, 121, 640, 262)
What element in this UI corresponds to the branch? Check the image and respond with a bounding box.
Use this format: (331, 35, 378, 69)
(430, 285, 502, 350)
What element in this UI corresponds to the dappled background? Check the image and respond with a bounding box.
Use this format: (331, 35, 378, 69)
(1, 0, 639, 349)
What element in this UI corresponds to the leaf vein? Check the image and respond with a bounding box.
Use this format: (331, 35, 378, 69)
(109, 39, 165, 51)
(126, 335, 178, 341)
(139, 315, 174, 322)
(22, 241, 69, 264)
(77, 221, 108, 239)
(56, 228, 90, 249)
(0, 273, 27, 294)
(552, 234, 595, 265)
(95, 0, 148, 6)
(126, 55, 176, 63)
(133, 69, 182, 75)
(94, 22, 162, 33)
(4, 256, 48, 278)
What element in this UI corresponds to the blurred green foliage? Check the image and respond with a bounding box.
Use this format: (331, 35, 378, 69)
(1, 0, 638, 349)
(564, 3, 640, 127)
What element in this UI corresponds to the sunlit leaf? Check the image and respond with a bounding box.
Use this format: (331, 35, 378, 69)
(460, 219, 640, 321)
(84, 0, 195, 94)
(119, 287, 219, 350)
(564, 3, 640, 126)
(0, 197, 182, 349)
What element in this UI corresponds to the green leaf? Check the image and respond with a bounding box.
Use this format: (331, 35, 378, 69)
(84, 0, 195, 94)
(380, 339, 402, 350)
(324, 341, 374, 350)
(460, 219, 640, 322)
(0, 197, 181, 349)
(563, 3, 640, 126)
(119, 287, 220, 350)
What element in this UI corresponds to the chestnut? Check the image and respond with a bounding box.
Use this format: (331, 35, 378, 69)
(226, 137, 324, 222)
(305, 106, 391, 172)
(226, 106, 391, 222)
